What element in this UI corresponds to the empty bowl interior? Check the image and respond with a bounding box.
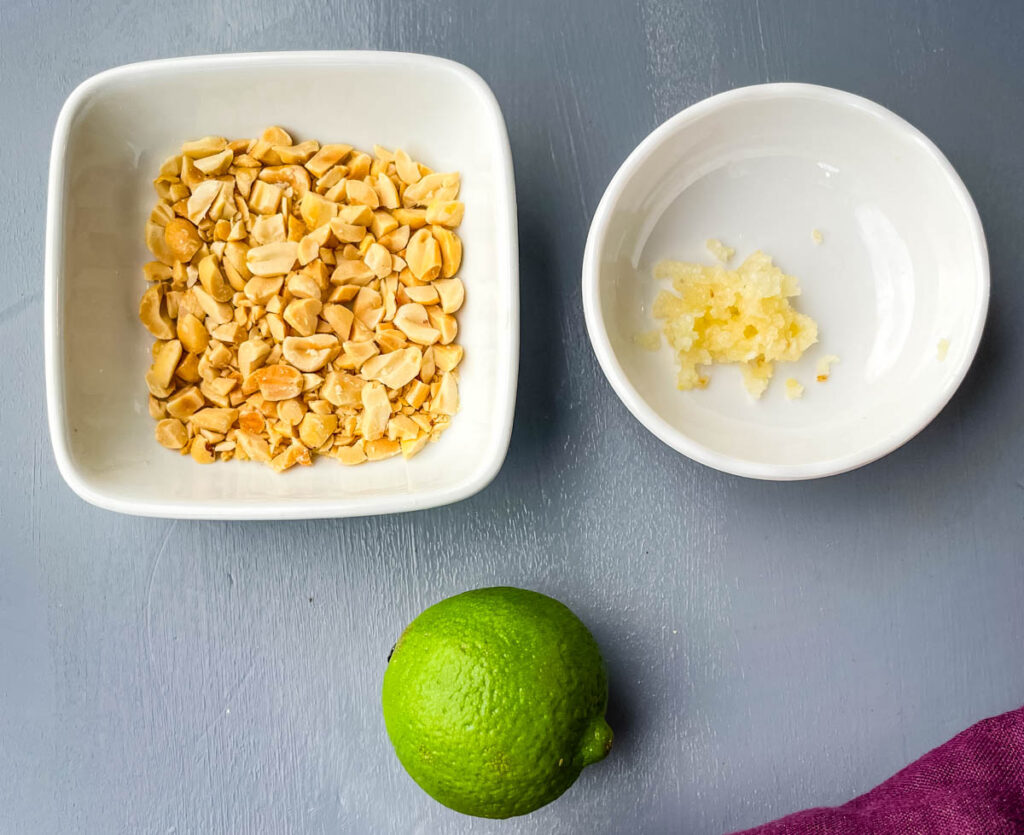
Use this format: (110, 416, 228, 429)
(50, 54, 516, 516)
(591, 86, 987, 478)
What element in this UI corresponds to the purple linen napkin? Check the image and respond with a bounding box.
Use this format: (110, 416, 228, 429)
(733, 706, 1024, 834)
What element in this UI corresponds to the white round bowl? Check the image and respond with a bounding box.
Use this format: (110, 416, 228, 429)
(582, 83, 989, 480)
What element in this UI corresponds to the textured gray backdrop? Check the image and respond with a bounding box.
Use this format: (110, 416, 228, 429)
(2, 1, 1023, 833)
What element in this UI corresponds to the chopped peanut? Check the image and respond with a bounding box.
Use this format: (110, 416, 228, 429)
(140, 129, 464, 468)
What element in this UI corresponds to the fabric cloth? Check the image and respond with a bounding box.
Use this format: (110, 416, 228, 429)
(734, 706, 1024, 834)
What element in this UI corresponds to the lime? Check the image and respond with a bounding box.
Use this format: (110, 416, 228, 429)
(381, 587, 613, 819)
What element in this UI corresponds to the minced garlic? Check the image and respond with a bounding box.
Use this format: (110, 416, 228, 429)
(816, 354, 839, 382)
(811, 228, 824, 245)
(785, 378, 804, 400)
(651, 251, 818, 398)
(937, 338, 950, 361)
(705, 238, 735, 263)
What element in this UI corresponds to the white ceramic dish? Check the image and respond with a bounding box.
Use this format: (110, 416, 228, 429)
(583, 83, 988, 480)
(45, 52, 518, 519)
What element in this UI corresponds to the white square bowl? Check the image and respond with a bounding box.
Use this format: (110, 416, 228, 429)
(45, 52, 518, 519)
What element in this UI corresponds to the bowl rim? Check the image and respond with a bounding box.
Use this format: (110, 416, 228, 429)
(581, 82, 990, 481)
(44, 50, 519, 519)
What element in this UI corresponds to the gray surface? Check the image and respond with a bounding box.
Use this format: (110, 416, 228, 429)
(3, 1, 1024, 833)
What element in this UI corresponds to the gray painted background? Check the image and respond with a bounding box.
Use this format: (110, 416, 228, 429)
(3, 1, 1023, 833)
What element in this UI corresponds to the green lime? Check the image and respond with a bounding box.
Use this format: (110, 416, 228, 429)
(381, 587, 613, 819)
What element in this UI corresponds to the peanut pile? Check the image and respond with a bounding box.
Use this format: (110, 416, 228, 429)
(140, 127, 464, 471)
